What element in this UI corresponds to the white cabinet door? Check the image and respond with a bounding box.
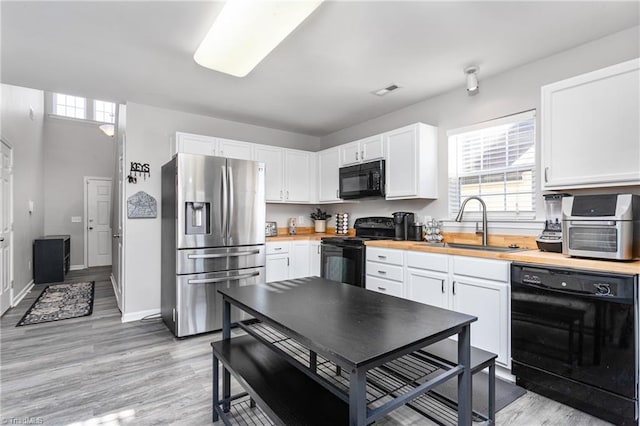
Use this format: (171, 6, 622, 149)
(175, 132, 217, 156)
(217, 138, 254, 160)
(309, 241, 321, 277)
(366, 276, 403, 297)
(542, 58, 640, 189)
(318, 148, 341, 202)
(360, 135, 385, 163)
(384, 123, 437, 200)
(452, 277, 510, 367)
(290, 241, 310, 279)
(406, 269, 449, 310)
(285, 150, 312, 203)
(339, 142, 361, 166)
(266, 254, 289, 283)
(255, 146, 285, 202)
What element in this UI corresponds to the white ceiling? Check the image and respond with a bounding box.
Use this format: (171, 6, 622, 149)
(2, 1, 638, 136)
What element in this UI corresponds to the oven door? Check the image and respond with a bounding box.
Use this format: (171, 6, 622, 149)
(320, 242, 365, 287)
(511, 270, 636, 398)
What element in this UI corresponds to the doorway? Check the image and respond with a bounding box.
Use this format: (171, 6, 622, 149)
(85, 177, 112, 267)
(0, 140, 13, 316)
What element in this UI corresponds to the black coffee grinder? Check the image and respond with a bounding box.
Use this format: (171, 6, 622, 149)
(392, 212, 415, 240)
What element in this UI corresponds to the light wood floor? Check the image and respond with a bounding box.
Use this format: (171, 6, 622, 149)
(0, 267, 612, 425)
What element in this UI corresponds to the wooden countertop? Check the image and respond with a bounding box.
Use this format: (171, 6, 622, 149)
(266, 233, 335, 242)
(365, 240, 640, 275)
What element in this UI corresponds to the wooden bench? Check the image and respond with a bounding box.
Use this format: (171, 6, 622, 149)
(419, 339, 498, 425)
(211, 335, 349, 425)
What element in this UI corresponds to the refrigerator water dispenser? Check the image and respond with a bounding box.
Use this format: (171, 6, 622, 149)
(185, 202, 210, 234)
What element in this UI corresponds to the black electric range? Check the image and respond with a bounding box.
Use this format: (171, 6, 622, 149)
(320, 217, 395, 287)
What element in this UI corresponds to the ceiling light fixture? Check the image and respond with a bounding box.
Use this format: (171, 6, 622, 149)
(465, 66, 479, 96)
(373, 84, 401, 97)
(99, 123, 115, 137)
(194, 0, 323, 78)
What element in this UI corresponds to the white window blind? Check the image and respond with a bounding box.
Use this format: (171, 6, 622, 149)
(448, 110, 536, 219)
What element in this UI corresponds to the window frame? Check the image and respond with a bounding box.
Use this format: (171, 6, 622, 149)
(447, 110, 537, 221)
(49, 92, 117, 124)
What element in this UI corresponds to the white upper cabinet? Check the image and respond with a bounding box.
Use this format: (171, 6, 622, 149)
(284, 149, 315, 203)
(174, 132, 253, 160)
(217, 137, 254, 160)
(339, 134, 385, 166)
(254, 146, 315, 203)
(317, 147, 341, 203)
(384, 123, 438, 199)
(254, 145, 285, 202)
(541, 58, 640, 189)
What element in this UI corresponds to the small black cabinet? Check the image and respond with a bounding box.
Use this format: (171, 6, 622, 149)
(33, 235, 70, 284)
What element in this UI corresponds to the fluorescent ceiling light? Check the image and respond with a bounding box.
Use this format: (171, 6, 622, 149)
(99, 123, 115, 137)
(194, 0, 323, 77)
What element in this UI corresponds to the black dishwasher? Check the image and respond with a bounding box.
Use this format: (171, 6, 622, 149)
(511, 263, 638, 425)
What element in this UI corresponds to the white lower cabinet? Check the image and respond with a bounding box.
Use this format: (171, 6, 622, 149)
(309, 241, 321, 277)
(266, 240, 318, 282)
(404, 250, 511, 367)
(366, 247, 404, 297)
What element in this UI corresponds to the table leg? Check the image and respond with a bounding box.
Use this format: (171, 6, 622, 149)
(457, 325, 472, 426)
(212, 354, 220, 422)
(349, 367, 367, 426)
(488, 363, 496, 425)
(222, 299, 231, 413)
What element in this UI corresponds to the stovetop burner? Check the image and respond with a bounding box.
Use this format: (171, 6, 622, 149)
(322, 217, 396, 246)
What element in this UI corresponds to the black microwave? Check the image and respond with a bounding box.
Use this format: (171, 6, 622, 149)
(339, 160, 385, 200)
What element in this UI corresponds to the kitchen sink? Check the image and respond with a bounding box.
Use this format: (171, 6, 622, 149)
(412, 242, 527, 252)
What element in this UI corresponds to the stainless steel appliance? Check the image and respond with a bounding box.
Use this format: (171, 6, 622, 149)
(392, 211, 415, 240)
(338, 160, 385, 200)
(161, 153, 266, 337)
(562, 194, 639, 260)
(511, 263, 638, 425)
(265, 221, 277, 237)
(536, 193, 567, 253)
(320, 217, 395, 287)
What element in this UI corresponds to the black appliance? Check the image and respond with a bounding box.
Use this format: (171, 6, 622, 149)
(320, 217, 395, 287)
(392, 212, 415, 240)
(339, 160, 385, 200)
(511, 263, 638, 425)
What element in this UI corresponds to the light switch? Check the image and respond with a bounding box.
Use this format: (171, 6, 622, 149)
(71, 216, 82, 223)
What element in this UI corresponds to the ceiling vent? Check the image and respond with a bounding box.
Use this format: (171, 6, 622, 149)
(373, 84, 401, 97)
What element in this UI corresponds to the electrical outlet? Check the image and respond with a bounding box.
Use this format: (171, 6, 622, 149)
(298, 215, 305, 226)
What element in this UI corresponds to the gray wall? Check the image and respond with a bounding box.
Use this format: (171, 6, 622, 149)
(43, 116, 115, 267)
(122, 102, 321, 318)
(319, 26, 640, 232)
(0, 84, 45, 299)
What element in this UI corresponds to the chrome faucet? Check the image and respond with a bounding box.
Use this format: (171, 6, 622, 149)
(455, 196, 488, 246)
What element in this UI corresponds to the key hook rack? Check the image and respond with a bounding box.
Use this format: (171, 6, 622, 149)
(128, 162, 150, 183)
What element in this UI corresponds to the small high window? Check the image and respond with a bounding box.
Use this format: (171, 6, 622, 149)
(448, 110, 536, 219)
(94, 100, 116, 123)
(53, 93, 86, 119)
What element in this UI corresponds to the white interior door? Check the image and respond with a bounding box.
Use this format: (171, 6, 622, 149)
(87, 178, 112, 267)
(112, 104, 125, 310)
(0, 141, 13, 315)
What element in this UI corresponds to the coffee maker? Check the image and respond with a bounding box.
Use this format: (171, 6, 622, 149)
(392, 212, 415, 240)
(536, 194, 567, 252)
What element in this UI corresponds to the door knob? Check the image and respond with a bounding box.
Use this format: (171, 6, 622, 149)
(89, 227, 94, 230)
(113, 234, 120, 238)
(0, 237, 4, 242)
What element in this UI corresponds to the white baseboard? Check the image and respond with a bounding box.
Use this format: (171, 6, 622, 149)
(121, 308, 161, 323)
(70, 265, 86, 271)
(109, 273, 122, 312)
(12, 280, 34, 307)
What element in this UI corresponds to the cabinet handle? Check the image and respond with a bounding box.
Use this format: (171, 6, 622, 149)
(378, 286, 386, 291)
(544, 167, 549, 183)
(356, 151, 359, 161)
(280, 190, 283, 199)
(441, 280, 445, 294)
(274, 247, 282, 251)
(317, 245, 321, 254)
(378, 255, 387, 259)
(287, 257, 290, 266)
(361, 150, 364, 160)
(452, 281, 456, 295)
(336, 189, 339, 198)
(378, 270, 387, 274)
(286, 191, 289, 200)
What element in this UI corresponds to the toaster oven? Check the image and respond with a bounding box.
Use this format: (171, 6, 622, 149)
(562, 194, 639, 260)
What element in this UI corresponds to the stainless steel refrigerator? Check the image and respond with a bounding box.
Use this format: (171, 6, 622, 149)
(161, 153, 266, 337)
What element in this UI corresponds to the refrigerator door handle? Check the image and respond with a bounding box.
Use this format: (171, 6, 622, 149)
(220, 164, 228, 244)
(187, 272, 260, 285)
(227, 165, 234, 243)
(187, 250, 260, 259)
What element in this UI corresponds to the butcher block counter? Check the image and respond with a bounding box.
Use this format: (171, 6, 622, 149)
(365, 240, 640, 275)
